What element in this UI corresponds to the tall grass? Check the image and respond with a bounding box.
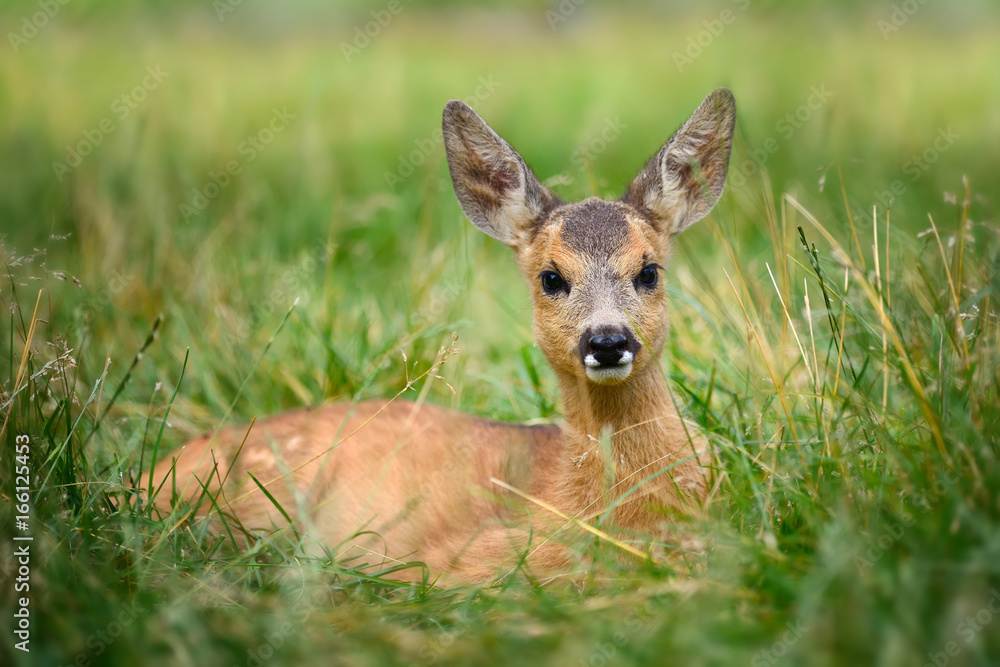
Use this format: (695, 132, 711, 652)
(2, 6, 999, 666)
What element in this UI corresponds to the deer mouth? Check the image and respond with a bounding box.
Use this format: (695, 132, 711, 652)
(579, 328, 637, 384)
(583, 349, 634, 384)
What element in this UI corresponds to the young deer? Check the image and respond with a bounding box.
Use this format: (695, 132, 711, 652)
(153, 88, 736, 584)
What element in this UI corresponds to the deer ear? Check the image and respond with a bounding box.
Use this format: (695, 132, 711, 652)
(443, 100, 558, 247)
(624, 88, 736, 235)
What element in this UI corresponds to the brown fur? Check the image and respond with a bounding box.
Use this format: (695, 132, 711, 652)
(151, 89, 736, 584)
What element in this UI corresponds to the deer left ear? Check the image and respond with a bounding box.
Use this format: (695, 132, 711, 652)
(624, 88, 736, 235)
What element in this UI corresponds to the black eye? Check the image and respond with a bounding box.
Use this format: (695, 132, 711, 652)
(539, 270, 566, 294)
(637, 264, 660, 289)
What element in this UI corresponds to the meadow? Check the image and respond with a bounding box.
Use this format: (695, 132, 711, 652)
(2, 1, 999, 665)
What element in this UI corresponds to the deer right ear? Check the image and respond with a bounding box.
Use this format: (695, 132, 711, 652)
(442, 101, 558, 247)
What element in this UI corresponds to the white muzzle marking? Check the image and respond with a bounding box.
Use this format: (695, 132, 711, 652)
(584, 350, 634, 384)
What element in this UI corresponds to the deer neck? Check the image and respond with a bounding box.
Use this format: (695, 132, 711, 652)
(553, 365, 694, 515)
(559, 365, 678, 447)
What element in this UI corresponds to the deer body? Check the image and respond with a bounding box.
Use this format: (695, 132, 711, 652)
(154, 89, 736, 583)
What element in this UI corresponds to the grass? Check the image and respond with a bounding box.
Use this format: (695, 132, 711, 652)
(2, 4, 1000, 665)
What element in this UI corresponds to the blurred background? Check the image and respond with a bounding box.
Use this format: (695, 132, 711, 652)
(2, 1, 999, 665)
(2, 1, 996, 416)
(3, 1, 997, 421)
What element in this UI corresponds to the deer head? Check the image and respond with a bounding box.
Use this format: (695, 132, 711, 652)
(442, 89, 736, 389)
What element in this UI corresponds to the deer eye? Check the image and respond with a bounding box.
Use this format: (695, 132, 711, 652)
(538, 270, 567, 295)
(636, 264, 661, 289)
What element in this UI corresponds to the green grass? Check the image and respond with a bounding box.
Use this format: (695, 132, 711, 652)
(2, 4, 1000, 665)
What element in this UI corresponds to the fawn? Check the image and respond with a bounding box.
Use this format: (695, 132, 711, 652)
(152, 88, 736, 584)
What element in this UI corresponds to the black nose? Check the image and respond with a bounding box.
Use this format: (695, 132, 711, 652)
(588, 333, 628, 366)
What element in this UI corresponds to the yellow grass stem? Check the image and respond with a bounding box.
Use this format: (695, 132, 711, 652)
(830, 268, 850, 408)
(766, 262, 815, 386)
(928, 213, 971, 368)
(872, 206, 888, 418)
(723, 269, 803, 460)
(786, 195, 949, 461)
(489, 478, 650, 561)
(837, 158, 867, 272)
(955, 176, 970, 307)
(1, 289, 44, 442)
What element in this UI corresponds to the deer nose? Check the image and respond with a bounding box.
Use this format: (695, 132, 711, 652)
(586, 333, 629, 366)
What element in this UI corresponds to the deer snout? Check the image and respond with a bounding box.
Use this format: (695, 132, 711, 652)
(579, 327, 638, 384)
(588, 333, 628, 365)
